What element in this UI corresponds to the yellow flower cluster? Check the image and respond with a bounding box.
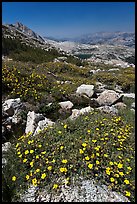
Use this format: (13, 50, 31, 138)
(60, 167, 67, 173)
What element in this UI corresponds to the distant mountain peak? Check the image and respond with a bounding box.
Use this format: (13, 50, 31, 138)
(6, 22, 45, 43)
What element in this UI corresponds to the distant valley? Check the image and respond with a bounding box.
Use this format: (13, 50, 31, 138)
(2, 22, 135, 68)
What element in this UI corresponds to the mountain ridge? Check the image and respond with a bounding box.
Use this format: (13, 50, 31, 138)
(47, 31, 135, 47)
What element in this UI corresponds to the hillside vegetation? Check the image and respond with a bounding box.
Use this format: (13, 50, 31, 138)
(2, 37, 86, 66)
(2, 56, 135, 202)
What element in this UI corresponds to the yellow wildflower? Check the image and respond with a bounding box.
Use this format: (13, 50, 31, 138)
(47, 166, 52, 171)
(41, 151, 46, 154)
(26, 175, 30, 180)
(92, 140, 97, 143)
(36, 169, 40, 173)
(60, 146, 64, 150)
(88, 163, 93, 169)
(17, 151, 21, 155)
(82, 143, 87, 147)
(117, 163, 123, 169)
(104, 154, 108, 157)
(79, 149, 84, 154)
(124, 179, 130, 184)
(30, 172, 33, 177)
(60, 167, 67, 173)
(96, 160, 100, 165)
(23, 158, 27, 163)
(53, 184, 58, 189)
(25, 150, 29, 155)
(125, 191, 131, 197)
(106, 170, 111, 175)
(96, 153, 100, 157)
(119, 172, 124, 176)
(114, 174, 119, 178)
(85, 156, 90, 160)
(41, 173, 46, 179)
(30, 150, 34, 154)
(32, 178, 37, 186)
(16, 143, 19, 148)
(30, 161, 34, 167)
(64, 124, 67, 129)
(109, 161, 114, 165)
(94, 146, 100, 151)
(106, 167, 111, 171)
(110, 177, 115, 182)
(127, 166, 132, 171)
(12, 176, 16, 181)
(62, 159, 68, 164)
(28, 140, 32, 144)
(52, 159, 56, 163)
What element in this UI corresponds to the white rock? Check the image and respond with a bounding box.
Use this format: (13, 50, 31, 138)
(34, 118, 55, 136)
(59, 101, 74, 110)
(131, 102, 135, 109)
(3, 98, 21, 111)
(97, 106, 118, 115)
(97, 90, 120, 106)
(2, 142, 11, 168)
(69, 109, 80, 120)
(25, 111, 44, 134)
(2, 158, 7, 168)
(20, 185, 36, 202)
(130, 108, 135, 113)
(95, 82, 106, 93)
(11, 109, 23, 124)
(108, 68, 119, 71)
(69, 106, 93, 120)
(90, 69, 101, 74)
(121, 93, 135, 99)
(20, 178, 130, 202)
(112, 102, 127, 109)
(3, 98, 21, 115)
(76, 84, 94, 98)
(2, 142, 11, 152)
(114, 85, 123, 93)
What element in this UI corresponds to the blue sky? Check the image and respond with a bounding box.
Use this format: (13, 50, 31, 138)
(2, 2, 135, 38)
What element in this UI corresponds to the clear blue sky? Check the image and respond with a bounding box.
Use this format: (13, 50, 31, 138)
(2, 2, 135, 38)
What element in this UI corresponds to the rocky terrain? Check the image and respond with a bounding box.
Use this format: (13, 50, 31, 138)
(71, 31, 135, 47)
(2, 82, 135, 202)
(2, 22, 135, 202)
(50, 42, 134, 68)
(3, 22, 135, 68)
